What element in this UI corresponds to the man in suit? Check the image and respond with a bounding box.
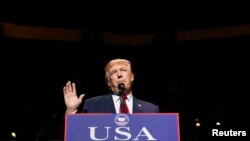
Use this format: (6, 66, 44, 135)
(63, 58, 159, 114)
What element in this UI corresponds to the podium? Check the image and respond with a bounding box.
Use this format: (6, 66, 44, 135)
(65, 113, 180, 141)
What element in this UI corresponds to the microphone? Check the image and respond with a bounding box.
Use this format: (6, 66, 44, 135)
(118, 83, 125, 95)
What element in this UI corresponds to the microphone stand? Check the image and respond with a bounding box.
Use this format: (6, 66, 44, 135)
(118, 83, 125, 113)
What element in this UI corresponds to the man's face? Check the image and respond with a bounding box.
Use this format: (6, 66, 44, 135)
(106, 61, 134, 95)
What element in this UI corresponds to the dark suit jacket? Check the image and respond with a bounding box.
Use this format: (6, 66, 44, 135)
(83, 94, 159, 113)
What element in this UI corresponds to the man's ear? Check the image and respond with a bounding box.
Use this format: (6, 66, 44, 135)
(107, 81, 111, 87)
(131, 73, 134, 82)
(105, 75, 110, 87)
(106, 77, 111, 87)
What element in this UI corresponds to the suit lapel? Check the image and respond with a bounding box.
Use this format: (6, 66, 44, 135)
(133, 97, 143, 113)
(103, 94, 116, 113)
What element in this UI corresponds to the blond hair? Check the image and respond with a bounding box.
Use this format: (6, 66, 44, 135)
(104, 58, 132, 80)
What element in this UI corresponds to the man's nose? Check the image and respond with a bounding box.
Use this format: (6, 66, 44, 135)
(117, 71, 122, 78)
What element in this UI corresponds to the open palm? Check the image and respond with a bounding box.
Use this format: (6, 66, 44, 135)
(63, 81, 85, 113)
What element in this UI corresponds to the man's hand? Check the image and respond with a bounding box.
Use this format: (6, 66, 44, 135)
(63, 81, 85, 114)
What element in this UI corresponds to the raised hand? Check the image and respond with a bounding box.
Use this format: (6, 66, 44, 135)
(63, 81, 85, 114)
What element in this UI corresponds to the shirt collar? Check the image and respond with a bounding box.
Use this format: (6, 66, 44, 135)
(113, 92, 132, 102)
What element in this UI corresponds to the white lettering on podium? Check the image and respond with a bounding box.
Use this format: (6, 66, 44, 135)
(114, 127, 131, 140)
(89, 127, 110, 140)
(133, 127, 157, 140)
(88, 126, 157, 141)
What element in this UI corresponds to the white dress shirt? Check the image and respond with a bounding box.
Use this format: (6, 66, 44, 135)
(112, 92, 133, 113)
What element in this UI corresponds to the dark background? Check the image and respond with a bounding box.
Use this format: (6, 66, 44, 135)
(1, 12, 250, 141)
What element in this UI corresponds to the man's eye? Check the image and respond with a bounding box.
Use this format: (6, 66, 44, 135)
(110, 71, 116, 75)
